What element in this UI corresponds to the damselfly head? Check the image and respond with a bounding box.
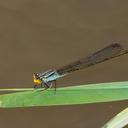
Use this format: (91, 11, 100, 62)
(33, 73, 42, 85)
(33, 73, 39, 79)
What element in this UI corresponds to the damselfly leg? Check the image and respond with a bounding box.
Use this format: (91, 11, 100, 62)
(43, 81, 57, 93)
(36, 81, 57, 93)
(52, 80, 57, 94)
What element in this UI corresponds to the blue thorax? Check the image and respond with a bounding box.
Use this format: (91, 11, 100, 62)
(38, 69, 65, 84)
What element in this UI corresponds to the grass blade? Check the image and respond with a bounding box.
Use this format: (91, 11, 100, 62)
(0, 81, 128, 108)
(102, 107, 128, 128)
(0, 88, 33, 91)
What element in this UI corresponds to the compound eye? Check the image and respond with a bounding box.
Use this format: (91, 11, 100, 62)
(33, 73, 39, 79)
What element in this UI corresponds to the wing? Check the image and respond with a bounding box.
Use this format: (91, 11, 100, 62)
(57, 43, 127, 75)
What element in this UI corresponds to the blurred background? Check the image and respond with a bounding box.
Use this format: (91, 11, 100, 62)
(0, 0, 128, 127)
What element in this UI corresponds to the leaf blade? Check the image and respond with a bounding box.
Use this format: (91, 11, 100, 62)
(0, 81, 128, 108)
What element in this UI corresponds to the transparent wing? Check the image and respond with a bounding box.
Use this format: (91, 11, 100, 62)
(57, 43, 127, 75)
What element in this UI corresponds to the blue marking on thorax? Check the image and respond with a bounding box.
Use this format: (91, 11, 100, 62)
(38, 69, 65, 83)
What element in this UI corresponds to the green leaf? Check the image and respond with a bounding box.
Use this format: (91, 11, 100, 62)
(0, 81, 128, 108)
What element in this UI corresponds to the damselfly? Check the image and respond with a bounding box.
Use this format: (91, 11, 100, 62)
(33, 43, 128, 91)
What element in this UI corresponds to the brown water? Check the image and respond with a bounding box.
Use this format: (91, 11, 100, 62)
(0, 0, 128, 127)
